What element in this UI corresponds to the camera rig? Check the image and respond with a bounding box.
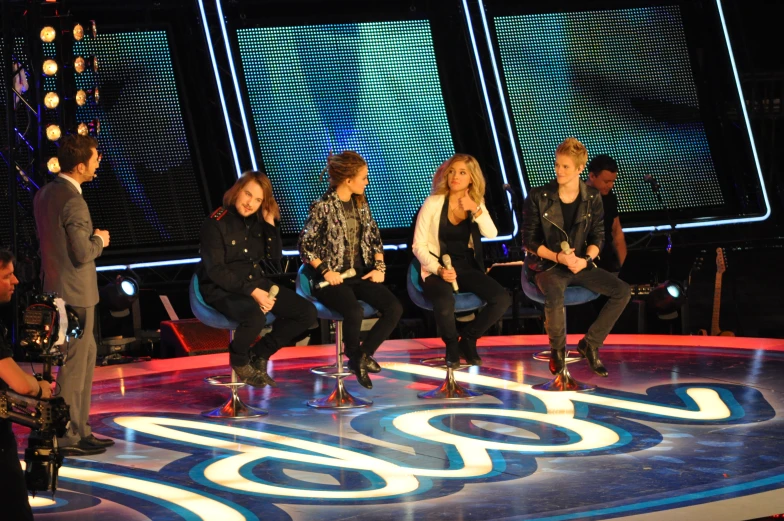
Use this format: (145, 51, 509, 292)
(0, 294, 82, 496)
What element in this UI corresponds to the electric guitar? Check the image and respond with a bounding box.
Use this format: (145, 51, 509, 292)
(698, 248, 735, 336)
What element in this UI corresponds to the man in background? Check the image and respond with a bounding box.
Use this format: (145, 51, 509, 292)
(586, 154, 627, 273)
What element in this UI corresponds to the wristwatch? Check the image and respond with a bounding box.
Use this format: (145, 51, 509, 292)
(583, 255, 596, 270)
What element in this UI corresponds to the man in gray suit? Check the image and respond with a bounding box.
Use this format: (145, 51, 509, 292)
(34, 134, 114, 457)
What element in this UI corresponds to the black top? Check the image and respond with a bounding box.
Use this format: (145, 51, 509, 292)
(560, 197, 580, 234)
(444, 216, 472, 267)
(598, 191, 620, 271)
(198, 206, 283, 302)
(339, 199, 365, 273)
(0, 323, 12, 392)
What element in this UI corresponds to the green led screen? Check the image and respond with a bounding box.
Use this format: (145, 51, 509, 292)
(237, 20, 455, 234)
(494, 6, 724, 213)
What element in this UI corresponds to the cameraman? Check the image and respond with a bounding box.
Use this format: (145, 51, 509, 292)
(0, 250, 51, 521)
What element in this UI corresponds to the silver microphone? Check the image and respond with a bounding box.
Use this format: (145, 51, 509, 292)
(560, 241, 574, 255)
(268, 285, 279, 299)
(317, 268, 356, 289)
(442, 255, 459, 293)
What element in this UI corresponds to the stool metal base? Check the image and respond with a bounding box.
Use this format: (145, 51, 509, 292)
(308, 378, 372, 408)
(532, 366, 595, 392)
(201, 374, 268, 419)
(418, 357, 483, 400)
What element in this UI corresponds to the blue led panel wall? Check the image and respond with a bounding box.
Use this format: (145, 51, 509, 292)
(236, 21, 455, 234)
(494, 6, 723, 214)
(73, 30, 207, 249)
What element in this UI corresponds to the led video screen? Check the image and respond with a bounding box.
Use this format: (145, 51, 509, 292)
(74, 30, 207, 249)
(237, 20, 455, 234)
(493, 5, 724, 214)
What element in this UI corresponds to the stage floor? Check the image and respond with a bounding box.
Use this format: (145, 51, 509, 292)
(19, 335, 784, 521)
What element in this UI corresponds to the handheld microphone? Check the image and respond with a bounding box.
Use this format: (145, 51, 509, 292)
(317, 268, 356, 289)
(442, 255, 459, 293)
(560, 241, 574, 255)
(268, 285, 279, 299)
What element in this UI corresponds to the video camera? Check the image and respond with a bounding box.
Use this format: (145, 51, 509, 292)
(0, 294, 82, 496)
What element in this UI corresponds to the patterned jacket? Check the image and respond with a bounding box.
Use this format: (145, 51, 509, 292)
(298, 187, 384, 272)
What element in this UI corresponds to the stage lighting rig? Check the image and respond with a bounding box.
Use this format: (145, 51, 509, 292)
(75, 87, 99, 106)
(42, 59, 58, 76)
(47, 157, 60, 174)
(77, 119, 100, 136)
(647, 280, 685, 319)
(73, 55, 97, 74)
(40, 26, 56, 43)
(72, 20, 97, 41)
(44, 92, 60, 109)
(45, 124, 61, 141)
(101, 274, 140, 318)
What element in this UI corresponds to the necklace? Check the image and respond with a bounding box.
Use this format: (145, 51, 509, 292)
(339, 197, 358, 269)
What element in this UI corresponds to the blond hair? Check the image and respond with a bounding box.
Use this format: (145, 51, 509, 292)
(555, 137, 588, 170)
(430, 153, 486, 204)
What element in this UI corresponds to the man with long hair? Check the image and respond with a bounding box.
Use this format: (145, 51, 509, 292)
(198, 171, 317, 387)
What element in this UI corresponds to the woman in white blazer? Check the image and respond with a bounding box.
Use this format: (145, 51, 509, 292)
(412, 154, 511, 368)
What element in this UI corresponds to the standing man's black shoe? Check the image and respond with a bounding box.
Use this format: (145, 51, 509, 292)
(60, 439, 107, 457)
(83, 434, 115, 447)
(577, 339, 608, 377)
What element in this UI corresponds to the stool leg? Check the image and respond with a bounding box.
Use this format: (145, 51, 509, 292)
(307, 321, 372, 408)
(417, 365, 483, 399)
(532, 307, 595, 392)
(202, 331, 268, 418)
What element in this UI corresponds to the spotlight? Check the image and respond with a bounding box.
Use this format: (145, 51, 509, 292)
(77, 119, 100, 136)
(74, 56, 98, 74)
(47, 157, 60, 174)
(647, 280, 685, 318)
(73, 20, 97, 40)
(44, 92, 60, 109)
(45, 124, 61, 141)
(100, 274, 140, 318)
(40, 26, 56, 43)
(42, 59, 58, 76)
(75, 88, 99, 106)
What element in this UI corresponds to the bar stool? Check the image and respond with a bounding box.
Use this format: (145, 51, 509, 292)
(189, 274, 274, 418)
(295, 264, 377, 409)
(521, 267, 599, 392)
(407, 258, 486, 399)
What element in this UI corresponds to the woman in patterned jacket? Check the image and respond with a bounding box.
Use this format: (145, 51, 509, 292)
(298, 151, 403, 390)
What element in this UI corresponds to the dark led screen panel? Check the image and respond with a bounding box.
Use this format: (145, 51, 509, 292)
(74, 30, 207, 249)
(494, 6, 723, 213)
(237, 21, 455, 234)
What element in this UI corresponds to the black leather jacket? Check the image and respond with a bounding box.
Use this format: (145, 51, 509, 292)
(197, 206, 282, 302)
(522, 180, 605, 272)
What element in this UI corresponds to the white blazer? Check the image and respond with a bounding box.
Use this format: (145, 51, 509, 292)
(412, 194, 498, 280)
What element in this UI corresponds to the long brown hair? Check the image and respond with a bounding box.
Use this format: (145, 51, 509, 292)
(430, 153, 486, 204)
(320, 151, 368, 207)
(222, 171, 280, 220)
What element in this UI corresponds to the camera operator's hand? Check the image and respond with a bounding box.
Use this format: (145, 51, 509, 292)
(37, 380, 53, 399)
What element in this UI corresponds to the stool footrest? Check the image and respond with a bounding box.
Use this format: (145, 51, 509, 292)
(204, 374, 245, 388)
(532, 350, 584, 364)
(310, 363, 353, 377)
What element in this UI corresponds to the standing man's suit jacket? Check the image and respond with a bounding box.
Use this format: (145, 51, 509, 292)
(34, 176, 103, 308)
